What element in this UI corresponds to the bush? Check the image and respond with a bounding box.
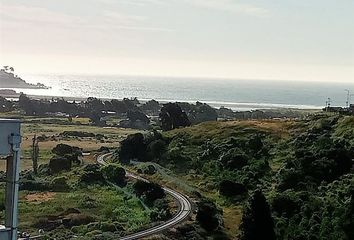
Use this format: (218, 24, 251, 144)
(52, 143, 82, 156)
(101, 164, 126, 186)
(137, 164, 157, 175)
(80, 164, 105, 185)
(240, 190, 275, 240)
(50, 176, 70, 191)
(150, 198, 171, 221)
(118, 133, 146, 163)
(49, 156, 72, 174)
(271, 192, 300, 217)
(65, 153, 81, 166)
(219, 148, 249, 170)
(60, 131, 96, 138)
(62, 213, 94, 227)
(79, 195, 98, 209)
(133, 180, 165, 205)
(219, 180, 247, 197)
(146, 139, 167, 161)
(19, 179, 50, 191)
(196, 199, 223, 232)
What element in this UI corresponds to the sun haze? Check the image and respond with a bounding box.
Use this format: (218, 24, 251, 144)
(0, 0, 353, 82)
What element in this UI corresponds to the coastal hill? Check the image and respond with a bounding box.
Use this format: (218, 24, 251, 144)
(0, 67, 48, 89)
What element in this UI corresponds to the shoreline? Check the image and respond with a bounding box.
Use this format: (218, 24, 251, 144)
(0, 91, 322, 112)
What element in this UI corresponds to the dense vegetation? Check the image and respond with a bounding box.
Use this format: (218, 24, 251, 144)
(1, 96, 353, 239)
(0, 142, 171, 239)
(0, 94, 312, 130)
(114, 114, 354, 239)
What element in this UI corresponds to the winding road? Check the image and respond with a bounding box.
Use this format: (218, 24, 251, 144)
(97, 153, 193, 240)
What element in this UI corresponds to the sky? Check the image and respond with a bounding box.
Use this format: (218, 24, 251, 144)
(0, 0, 353, 82)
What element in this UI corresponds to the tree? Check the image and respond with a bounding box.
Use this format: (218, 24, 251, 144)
(0, 96, 13, 112)
(181, 101, 218, 124)
(18, 93, 34, 115)
(48, 156, 72, 174)
(196, 199, 223, 231)
(140, 99, 160, 114)
(85, 97, 104, 113)
(118, 133, 147, 163)
(240, 190, 276, 240)
(159, 103, 190, 131)
(89, 111, 106, 126)
(133, 180, 165, 205)
(219, 148, 249, 170)
(31, 134, 39, 174)
(101, 164, 126, 186)
(127, 110, 150, 123)
(52, 143, 82, 156)
(219, 180, 247, 197)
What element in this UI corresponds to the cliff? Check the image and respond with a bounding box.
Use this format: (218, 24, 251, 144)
(0, 70, 48, 89)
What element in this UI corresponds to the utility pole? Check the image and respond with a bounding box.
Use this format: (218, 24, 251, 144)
(345, 89, 350, 108)
(0, 119, 21, 240)
(327, 98, 331, 107)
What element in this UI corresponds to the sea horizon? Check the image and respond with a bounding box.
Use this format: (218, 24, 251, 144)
(4, 73, 353, 111)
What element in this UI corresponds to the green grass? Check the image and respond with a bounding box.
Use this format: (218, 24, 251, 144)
(0, 183, 151, 237)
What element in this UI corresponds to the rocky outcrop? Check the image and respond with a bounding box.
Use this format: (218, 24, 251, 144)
(0, 69, 49, 89)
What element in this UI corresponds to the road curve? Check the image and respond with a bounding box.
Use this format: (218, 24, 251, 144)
(97, 153, 193, 240)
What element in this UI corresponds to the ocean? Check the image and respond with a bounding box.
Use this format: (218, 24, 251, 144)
(9, 74, 354, 111)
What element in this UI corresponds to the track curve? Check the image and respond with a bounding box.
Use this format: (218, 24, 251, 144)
(97, 153, 192, 240)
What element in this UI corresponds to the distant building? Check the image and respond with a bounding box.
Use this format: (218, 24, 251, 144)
(349, 104, 354, 114)
(323, 106, 344, 112)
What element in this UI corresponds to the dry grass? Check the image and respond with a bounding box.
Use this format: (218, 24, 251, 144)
(24, 192, 56, 204)
(0, 120, 140, 171)
(223, 206, 242, 239)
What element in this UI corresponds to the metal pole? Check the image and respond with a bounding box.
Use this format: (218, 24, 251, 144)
(5, 133, 21, 240)
(345, 89, 350, 108)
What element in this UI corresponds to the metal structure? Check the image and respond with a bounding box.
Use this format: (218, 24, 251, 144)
(325, 97, 331, 109)
(0, 119, 21, 240)
(345, 89, 350, 108)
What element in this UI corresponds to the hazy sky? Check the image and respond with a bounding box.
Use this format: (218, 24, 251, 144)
(0, 0, 353, 82)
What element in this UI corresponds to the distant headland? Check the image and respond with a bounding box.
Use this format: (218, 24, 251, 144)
(0, 66, 49, 89)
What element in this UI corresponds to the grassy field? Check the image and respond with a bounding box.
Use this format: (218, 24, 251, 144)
(0, 113, 160, 238)
(0, 113, 139, 171)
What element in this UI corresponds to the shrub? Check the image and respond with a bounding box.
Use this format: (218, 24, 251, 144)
(101, 164, 126, 186)
(118, 133, 146, 163)
(133, 180, 165, 205)
(137, 164, 157, 175)
(62, 213, 94, 227)
(146, 139, 167, 160)
(52, 143, 82, 156)
(19, 179, 50, 191)
(80, 164, 105, 185)
(196, 199, 223, 232)
(219, 180, 247, 197)
(48, 156, 72, 174)
(50, 176, 70, 191)
(240, 190, 275, 240)
(219, 148, 249, 170)
(79, 195, 98, 209)
(150, 198, 171, 221)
